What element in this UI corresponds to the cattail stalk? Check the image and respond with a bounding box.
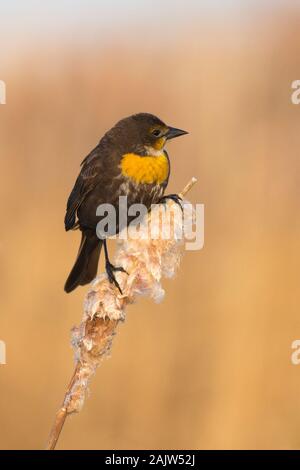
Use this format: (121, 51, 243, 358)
(45, 177, 197, 450)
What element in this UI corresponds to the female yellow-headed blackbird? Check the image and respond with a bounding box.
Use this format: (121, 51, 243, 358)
(64, 113, 188, 293)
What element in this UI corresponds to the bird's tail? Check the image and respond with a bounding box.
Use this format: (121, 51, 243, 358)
(64, 231, 102, 293)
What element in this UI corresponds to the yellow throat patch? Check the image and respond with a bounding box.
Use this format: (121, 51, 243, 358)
(120, 153, 169, 184)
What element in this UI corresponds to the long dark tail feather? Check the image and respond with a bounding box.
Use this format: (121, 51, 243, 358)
(64, 232, 102, 293)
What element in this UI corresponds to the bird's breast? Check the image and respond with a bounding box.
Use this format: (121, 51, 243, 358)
(120, 153, 169, 185)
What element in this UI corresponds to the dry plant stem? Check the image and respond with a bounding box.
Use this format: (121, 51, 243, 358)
(45, 177, 197, 451)
(45, 409, 67, 451)
(179, 176, 197, 199)
(45, 363, 80, 450)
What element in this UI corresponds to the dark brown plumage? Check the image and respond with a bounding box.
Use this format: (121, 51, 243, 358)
(64, 113, 188, 293)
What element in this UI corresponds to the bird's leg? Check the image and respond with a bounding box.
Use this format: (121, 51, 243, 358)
(103, 239, 128, 294)
(159, 193, 183, 211)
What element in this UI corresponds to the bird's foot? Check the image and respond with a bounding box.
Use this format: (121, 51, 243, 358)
(105, 261, 128, 294)
(159, 193, 183, 211)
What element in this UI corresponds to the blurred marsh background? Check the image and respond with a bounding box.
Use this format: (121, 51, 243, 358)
(0, 0, 300, 450)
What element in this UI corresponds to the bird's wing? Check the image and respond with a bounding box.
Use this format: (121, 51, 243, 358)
(64, 145, 103, 231)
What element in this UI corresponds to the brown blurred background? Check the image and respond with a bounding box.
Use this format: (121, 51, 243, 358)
(0, 1, 300, 450)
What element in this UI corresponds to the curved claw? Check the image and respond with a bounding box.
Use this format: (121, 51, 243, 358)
(105, 262, 128, 294)
(159, 194, 183, 212)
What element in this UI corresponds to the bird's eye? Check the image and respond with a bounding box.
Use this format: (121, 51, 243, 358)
(151, 129, 161, 137)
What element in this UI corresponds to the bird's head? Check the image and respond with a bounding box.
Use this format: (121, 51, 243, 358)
(113, 113, 188, 155)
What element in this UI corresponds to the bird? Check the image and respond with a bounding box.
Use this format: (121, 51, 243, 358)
(64, 113, 188, 294)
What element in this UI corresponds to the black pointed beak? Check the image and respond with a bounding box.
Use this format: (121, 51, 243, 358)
(166, 126, 188, 140)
